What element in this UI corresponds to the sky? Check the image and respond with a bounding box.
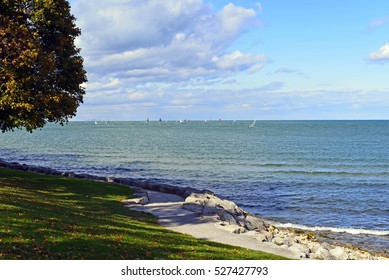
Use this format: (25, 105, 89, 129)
(69, 0, 389, 121)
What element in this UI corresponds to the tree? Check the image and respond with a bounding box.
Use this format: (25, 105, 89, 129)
(0, 0, 87, 132)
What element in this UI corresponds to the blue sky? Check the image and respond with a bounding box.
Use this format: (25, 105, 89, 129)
(69, 0, 389, 121)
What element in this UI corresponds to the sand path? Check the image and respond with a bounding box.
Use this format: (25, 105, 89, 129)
(131, 191, 299, 259)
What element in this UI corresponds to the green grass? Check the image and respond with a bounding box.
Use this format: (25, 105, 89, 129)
(0, 167, 287, 260)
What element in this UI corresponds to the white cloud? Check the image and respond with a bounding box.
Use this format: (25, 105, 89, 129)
(247, 64, 264, 74)
(255, 2, 263, 13)
(217, 3, 257, 42)
(65, 1, 389, 121)
(274, 67, 298, 74)
(369, 16, 389, 28)
(69, 0, 275, 120)
(72, 0, 264, 84)
(212, 51, 267, 70)
(369, 43, 389, 62)
(74, 0, 208, 54)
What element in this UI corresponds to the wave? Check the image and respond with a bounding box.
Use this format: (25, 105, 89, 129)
(267, 170, 389, 178)
(271, 222, 389, 236)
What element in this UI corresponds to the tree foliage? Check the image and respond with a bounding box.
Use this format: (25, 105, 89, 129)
(0, 0, 87, 132)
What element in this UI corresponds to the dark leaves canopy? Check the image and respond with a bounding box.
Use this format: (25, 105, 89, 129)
(0, 0, 87, 132)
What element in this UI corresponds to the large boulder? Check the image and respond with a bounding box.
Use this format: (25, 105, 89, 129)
(243, 214, 269, 231)
(218, 210, 240, 226)
(314, 247, 332, 260)
(272, 236, 289, 246)
(330, 247, 349, 260)
(183, 201, 204, 213)
(183, 193, 270, 233)
(289, 243, 311, 258)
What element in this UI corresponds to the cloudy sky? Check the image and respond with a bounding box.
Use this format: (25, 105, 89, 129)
(69, 0, 389, 121)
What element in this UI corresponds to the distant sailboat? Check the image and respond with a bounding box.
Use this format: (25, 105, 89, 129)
(249, 120, 256, 128)
(94, 121, 98, 125)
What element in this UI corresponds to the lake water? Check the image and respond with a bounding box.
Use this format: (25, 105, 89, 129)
(1, 120, 388, 252)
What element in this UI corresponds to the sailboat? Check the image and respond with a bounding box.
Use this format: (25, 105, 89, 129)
(249, 120, 256, 128)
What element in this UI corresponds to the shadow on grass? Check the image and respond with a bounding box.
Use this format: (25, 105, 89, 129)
(0, 168, 287, 260)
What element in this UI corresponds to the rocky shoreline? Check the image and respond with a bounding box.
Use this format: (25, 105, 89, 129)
(1, 159, 388, 260)
(180, 193, 389, 260)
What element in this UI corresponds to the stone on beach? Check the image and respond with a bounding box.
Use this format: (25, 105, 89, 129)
(272, 235, 291, 246)
(314, 247, 332, 260)
(329, 247, 349, 260)
(122, 196, 149, 206)
(244, 214, 269, 231)
(179, 192, 385, 260)
(122, 191, 149, 206)
(288, 243, 311, 258)
(183, 193, 270, 232)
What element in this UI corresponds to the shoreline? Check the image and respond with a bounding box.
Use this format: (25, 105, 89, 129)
(1, 159, 388, 260)
(128, 190, 388, 260)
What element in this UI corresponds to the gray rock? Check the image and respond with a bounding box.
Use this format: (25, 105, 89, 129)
(203, 197, 219, 208)
(320, 242, 333, 251)
(289, 243, 311, 258)
(65, 172, 76, 177)
(314, 247, 332, 260)
(182, 202, 204, 213)
(74, 173, 91, 179)
(254, 231, 273, 242)
(237, 217, 249, 228)
(105, 177, 115, 183)
(183, 187, 197, 198)
(113, 178, 135, 186)
(264, 231, 274, 242)
(133, 181, 148, 188)
(218, 210, 239, 226)
(183, 192, 272, 234)
(183, 193, 207, 212)
(243, 214, 269, 231)
(44, 168, 59, 175)
(184, 193, 207, 205)
(159, 184, 179, 194)
(272, 236, 288, 246)
(6, 162, 24, 170)
(122, 196, 149, 206)
(203, 204, 220, 215)
(311, 243, 323, 253)
(330, 247, 349, 260)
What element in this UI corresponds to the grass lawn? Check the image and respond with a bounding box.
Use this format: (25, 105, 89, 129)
(0, 167, 287, 260)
